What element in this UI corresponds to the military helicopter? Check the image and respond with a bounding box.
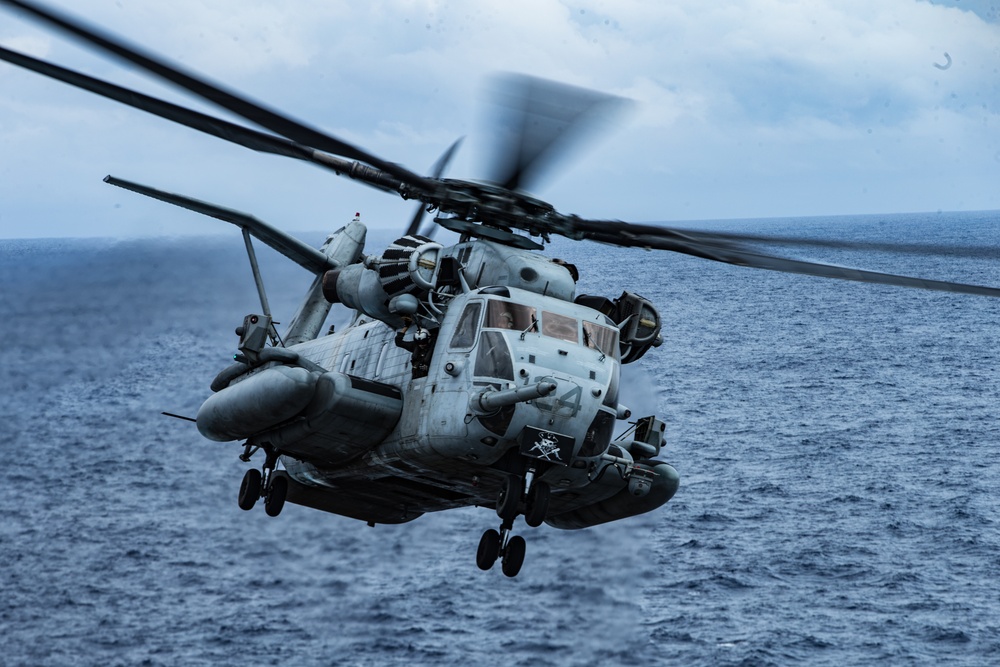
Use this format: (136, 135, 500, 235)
(4, 0, 1000, 578)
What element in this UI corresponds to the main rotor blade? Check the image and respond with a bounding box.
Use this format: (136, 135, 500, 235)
(0, 46, 318, 170)
(485, 73, 628, 193)
(568, 218, 1000, 298)
(683, 243, 1000, 297)
(405, 137, 463, 237)
(609, 220, 1000, 260)
(1, 0, 432, 193)
(0, 44, 405, 192)
(104, 175, 334, 274)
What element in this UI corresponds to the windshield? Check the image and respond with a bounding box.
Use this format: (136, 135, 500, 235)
(485, 300, 536, 331)
(475, 331, 514, 380)
(541, 311, 578, 343)
(486, 298, 620, 356)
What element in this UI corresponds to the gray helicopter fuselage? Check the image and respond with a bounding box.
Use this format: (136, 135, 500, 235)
(279, 286, 623, 517)
(196, 222, 678, 528)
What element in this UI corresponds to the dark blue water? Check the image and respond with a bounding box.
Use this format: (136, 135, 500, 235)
(3, 211, 999, 666)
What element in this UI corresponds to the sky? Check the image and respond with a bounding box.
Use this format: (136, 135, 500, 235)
(0, 0, 998, 239)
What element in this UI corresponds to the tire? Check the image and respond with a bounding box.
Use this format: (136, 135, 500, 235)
(264, 474, 288, 517)
(238, 469, 262, 511)
(501, 535, 526, 578)
(476, 529, 501, 570)
(496, 475, 523, 523)
(524, 481, 550, 528)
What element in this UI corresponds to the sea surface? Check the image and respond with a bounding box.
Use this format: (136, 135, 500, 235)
(2, 211, 999, 666)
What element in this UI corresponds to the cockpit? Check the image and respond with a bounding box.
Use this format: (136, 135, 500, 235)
(441, 290, 622, 453)
(446, 296, 620, 379)
(479, 298, 619, 356)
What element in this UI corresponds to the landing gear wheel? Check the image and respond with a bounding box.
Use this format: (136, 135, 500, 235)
(476, 529, 501, 570)
(524, 480, 550, 528)
(501, 535, 526, 578)
(496, 475, 523, 523)
(238, 469, 262, 511)
(264, 474, 288, 517)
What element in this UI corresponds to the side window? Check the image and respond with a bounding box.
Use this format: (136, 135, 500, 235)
(449, 302, 482, 350)
(374, 342, 389, 378)
(583, 321, 619, 359)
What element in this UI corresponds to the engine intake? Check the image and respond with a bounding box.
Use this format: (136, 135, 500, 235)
(321, 235, 443, 329)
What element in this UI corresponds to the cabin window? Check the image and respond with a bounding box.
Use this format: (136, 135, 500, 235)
(485, 299, 536, 331)
(474, 331, 514, 381)
(449, 301, 482, 350)
(542, 311, 578, 343)
(583, 321, 619, 359)
(374, 342, 389, 378)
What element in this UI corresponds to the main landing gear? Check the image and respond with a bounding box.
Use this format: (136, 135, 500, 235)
(476, 469, 551, 577)
(236, 446, 287, 517)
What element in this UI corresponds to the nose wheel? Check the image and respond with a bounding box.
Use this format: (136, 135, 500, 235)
(501, 535, 526, 577)
(495, 474, 523, 523)
(524, 479, 550, 528)
(476, 529, 501, 570)
(476, 525, 527, 577)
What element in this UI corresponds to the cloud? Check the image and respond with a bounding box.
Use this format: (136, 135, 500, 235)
(0, 0, 997, 238)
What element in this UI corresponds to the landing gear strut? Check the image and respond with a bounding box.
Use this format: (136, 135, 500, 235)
(495, 474, 522, 524)
(524, 470, 550, 528)
(477, 470, 551, 577)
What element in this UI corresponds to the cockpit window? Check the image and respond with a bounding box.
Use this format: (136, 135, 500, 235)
(474, 331, 514, 380)
(486, 299, 537, 331)
(583, 321, 619, 359)
(449, 301, 482, 350)
(542, 311, 578, 343)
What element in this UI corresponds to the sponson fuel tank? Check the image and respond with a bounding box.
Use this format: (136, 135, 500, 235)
(255, 371, 402, 464)
(197, 365, 402, 464)
(544, 460, 680, 530)
(197, 365, 317, 442)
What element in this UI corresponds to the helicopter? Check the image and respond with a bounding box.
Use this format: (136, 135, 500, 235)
(3, 0, 1000, 578)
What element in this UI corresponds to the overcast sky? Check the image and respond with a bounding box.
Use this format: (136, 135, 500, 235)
(0, 0, 997, 239)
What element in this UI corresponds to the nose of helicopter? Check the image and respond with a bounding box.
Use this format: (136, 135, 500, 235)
(505, 350, 619, 463)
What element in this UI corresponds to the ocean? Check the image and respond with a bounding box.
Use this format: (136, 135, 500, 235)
(2, 210, 998, 666)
